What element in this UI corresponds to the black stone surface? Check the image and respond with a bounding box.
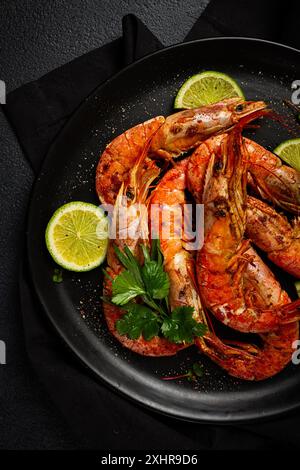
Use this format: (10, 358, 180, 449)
(0, 0, 209, 450)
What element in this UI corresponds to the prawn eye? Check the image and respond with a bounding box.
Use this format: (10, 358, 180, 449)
(126, 188, 134, 200)
(235, 104, 244, 113)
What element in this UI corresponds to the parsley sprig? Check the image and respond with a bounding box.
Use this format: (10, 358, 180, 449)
(52, 268, 63, 283)
(109, 241, 207, 344)
(162, 362, 204, 382)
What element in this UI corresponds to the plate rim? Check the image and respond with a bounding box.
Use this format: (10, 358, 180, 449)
(27, 36, 300, 424)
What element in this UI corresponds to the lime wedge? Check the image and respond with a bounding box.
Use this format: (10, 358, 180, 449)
(274, 138, 300, 172)
(295, 281, 300, 298)
(45, 201, 108, 272)
(174, 71, 245, 109)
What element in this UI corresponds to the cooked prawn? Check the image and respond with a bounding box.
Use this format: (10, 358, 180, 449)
(103, 149, 185, 356)
(198, 247, 299, 380)
(96, 99, 266, 205)
(246, 138, 300, 214)
(150, 159, 201, 315)
(149, 98, 266, 159)
(187, 134, 300, 214)
(150, 160, 298, 380)
(96, 116, 164, 205)
(187, 134, 300, 278)
(246, 195, 300, 278)
(195, 125, 300, 333)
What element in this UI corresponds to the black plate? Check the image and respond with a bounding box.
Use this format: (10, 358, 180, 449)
(27, 38, 300, 423)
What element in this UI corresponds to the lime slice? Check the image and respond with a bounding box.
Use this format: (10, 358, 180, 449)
(295, 281, 300, 298)
(45, 201, 108, 272)
(174, 71, 245, 109)
(274, 138, 300, 172)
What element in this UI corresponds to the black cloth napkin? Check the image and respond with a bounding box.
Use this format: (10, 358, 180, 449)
(4, 1, 300, 449)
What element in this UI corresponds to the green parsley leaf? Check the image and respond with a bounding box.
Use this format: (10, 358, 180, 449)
(140, 244, 151, 264)
(192, 362, 204, 378)
(112, 270, 145, 305)
(150, 238, 163, 265)
(114, 245, 144, 287)
(116, 304, 160, 340)
(111, 243, 206, 346)
(161, 361, 204, 382)
(186, 363, 204, 382)
(114, 246, 132, 271)
(161, 306, 207, 344)
(52, 268, 63, 283)
(141, 260, 170, 300)
(192, 322, 208, 338)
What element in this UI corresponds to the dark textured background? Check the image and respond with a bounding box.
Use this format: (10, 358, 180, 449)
(0, 0, 209, 450)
